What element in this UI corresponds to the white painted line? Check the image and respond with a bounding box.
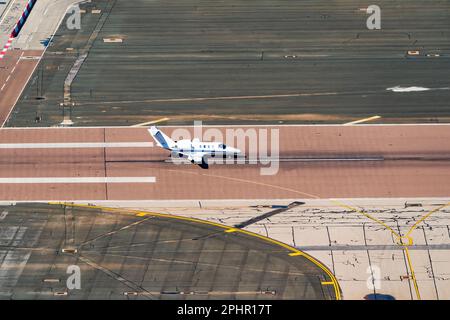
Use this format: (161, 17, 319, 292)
(278, 157, 384, 162)
(344, 115, 381, 126)
(0, 0, 17, 26)
(1, 123, 450, 130)
(387, 86, 450, 93)
(1, 197, 449, 206)
(0, 177, 156, 183)
(0, 142, 153, 149)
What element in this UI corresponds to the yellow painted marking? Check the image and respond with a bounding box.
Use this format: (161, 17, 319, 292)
(77, 92, 339, 106)
(131, 117, 170, 127)
(404, 246, 421, 300)
(50, 202, 341, 300)
(289, 252, 304, 257)
(225, 228, 239, 233)
(136, 213, 148, 217)
(329, 200, 450, 301)
(343, 115, 381, 126)
(406, 202, 450, 237)
(396, 235, 413, 246)
(321, 281, 334, 285)
(331, 200, 399, 238)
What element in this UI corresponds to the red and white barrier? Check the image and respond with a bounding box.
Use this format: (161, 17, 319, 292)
(0, 0, 38, 59)
(0, 37, 14, 60)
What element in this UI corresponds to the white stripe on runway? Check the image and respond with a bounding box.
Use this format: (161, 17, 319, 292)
(0, 177, 156, 183)
(0, 142, 154, 149)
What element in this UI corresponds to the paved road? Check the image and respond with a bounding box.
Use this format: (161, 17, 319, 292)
(152, 198, 450, 300)
(6, 0, 450, 126)
(0, 0, 81, 126)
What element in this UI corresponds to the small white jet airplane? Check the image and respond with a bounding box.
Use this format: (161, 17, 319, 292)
(149, 126, 241, 169)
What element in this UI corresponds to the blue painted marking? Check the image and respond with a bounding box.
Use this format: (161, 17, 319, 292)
(154, 131, 169, 149)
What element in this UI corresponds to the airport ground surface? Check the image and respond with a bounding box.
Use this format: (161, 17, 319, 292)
(0, 124, 448, 201)
(0, 0, 449, 301)
(0, 0, 80, 126)
(129, 198, 450, 300)
(0, 202, 338, 299)
(3, 0, 450, 126)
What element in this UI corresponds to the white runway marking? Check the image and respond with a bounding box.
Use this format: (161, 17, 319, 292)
(0, 142, 153, 149)
(0, 210, 8, 220)
(0, 177, 156, 183)
(387, 86, 450, 93)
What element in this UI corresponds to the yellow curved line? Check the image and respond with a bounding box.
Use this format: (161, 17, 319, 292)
(49, 201, 341, 300)
(331, 200, 400, 238)
(406, 202, 450, 237)
(332, 199, 424, 300)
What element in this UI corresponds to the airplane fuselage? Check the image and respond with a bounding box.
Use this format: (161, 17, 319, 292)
(149, 126, 241, 169)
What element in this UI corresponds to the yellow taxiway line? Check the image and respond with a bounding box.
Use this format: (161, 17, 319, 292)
(49, 201, 342, 300)
(343, 115, 381, 126)
(332, 199, 450, 300)
(131, 117, 170, 127)
(406, 202, 450, 237)
(403, 246, 421, 300)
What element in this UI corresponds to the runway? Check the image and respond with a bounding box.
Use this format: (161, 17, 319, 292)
(0, 125, 449, 201)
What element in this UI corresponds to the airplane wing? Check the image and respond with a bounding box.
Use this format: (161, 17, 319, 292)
(179, 152, 209, 169)
(184, 152, 205, 164)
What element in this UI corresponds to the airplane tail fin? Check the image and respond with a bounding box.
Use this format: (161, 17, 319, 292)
(149, 126, 175, 150)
